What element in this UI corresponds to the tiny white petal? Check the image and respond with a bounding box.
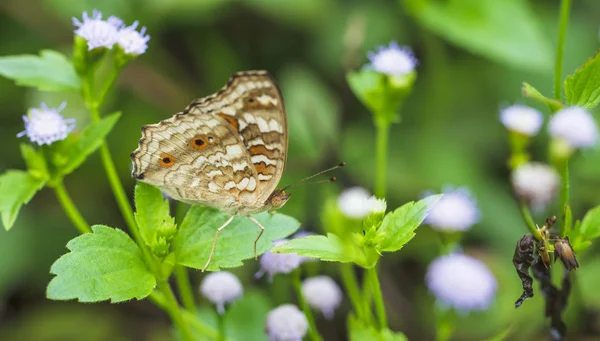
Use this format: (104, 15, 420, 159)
(73, 10, 122, 50)
(302, 276, 342, 319)
(366, 196, 387, 214)
(512, 162, 560, 210)
(266, 304, 308, 341)
(424, 187, 480, 232)
(255, 240, 303, 281)
(426, 253, 497, 312)
(367, 41, 417, 76)
(116, 21, 150, 55)
(549, 107, 598, 148)
(500, 105, 543, 136)
(17, 102, 75, 146)
(200, 271, 243, 314)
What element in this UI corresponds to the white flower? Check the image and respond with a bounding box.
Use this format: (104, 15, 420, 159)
(302, 276, 342, 319)
(549, 107, 598, 148)
(266, 304, 308, 341)
(512, 162, 560, 210)
(338, 187, 386, 219)
(116, 21, 150, 55)
(367, 41, 417, 76)
(73, 10, 122, 50)
(424, 187, 480, 232)
(255, 240, 303, 281)
(199, 271, 243, 314)
(426, 253, 497, 312)
(500, 104, 543, 136)
(17, 102, 75, 146)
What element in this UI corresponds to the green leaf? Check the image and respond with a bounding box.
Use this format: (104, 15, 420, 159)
(0, 50, 81, 92)
(51, 112, 121, 178)
(47, 225, 156, 302)
(579, 205, 600, 241)
(521, 82, 563, 112)
(272, 233, 366, 265)
(377, 195, 442, 252)
(134, 183, 176, 257)
(406, 0, 552, 71)
(348, 314, 408, 341)
(565, 51, 600, 109)
(20, 144, 49, 182)
(173, 206, 300, 271)
(0, 170, 46, 230)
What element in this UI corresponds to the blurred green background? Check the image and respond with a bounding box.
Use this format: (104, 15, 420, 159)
(1, 0, 600, 340)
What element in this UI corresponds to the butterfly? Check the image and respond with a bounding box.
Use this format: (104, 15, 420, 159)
(131, 70, 291, 271)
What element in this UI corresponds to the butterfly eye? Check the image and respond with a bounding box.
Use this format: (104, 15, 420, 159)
(247, 98, 255, 103)
(159, 152, 175, 168)
(189, 135, 210, 150)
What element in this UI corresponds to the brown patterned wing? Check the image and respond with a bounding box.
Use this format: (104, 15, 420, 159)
(183, 70, 287, 203)
(131, 112, 261, 213)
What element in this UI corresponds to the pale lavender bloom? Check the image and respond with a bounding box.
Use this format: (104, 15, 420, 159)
(367, 41, 417, 76)
(17, 102, 75, 146)
(426, 253, 497, 312)
(500, 104, 543, 136)
(116, 20, 150, 55)
(302, 276, 342, 319)
(512, 162, 560, 210)
(338, 187, 386, 219)
(424, 187, 480, 232)
(73, 10, 122, 50)
(549, 107, 598, 148)
(199, 271, 243, 314)
(255, 239, 303, 281)
(266, 304, 308, 341)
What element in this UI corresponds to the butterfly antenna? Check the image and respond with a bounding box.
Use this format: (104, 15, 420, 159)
(282, 163, 345, 191)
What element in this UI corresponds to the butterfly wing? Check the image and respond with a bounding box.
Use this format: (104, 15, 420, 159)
(183, 70, 287, 203)
(131, 112, 260, 211)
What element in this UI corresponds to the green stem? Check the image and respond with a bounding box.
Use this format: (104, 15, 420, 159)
(53, 181, 92, 234)
(216, 310, 226, 341)
(175, 265, 197, 313)
(520, 202, 541, 239)
(374, 118, 390, 198)
(340, 263, 366, 322)
(559, 160, 570, 237)
(361, 271, 373, 326)
(367, 266, 388, 330)
(291, 270, 324, 341)
(553, 0, 572, 100)
(96, 67, 121, 107)
(158, 280, 197, 341)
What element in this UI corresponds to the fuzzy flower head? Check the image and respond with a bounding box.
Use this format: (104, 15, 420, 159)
(512, 162, 560, 210)
(424, 187, 480, 232)
(426, 253, 497, 312)
(266, 304, 308, 341)
(500, 104, 544, 136)
(73, 10, 122, 50)
(302, 276, 343, 320)
(116, 21, 150, 55)
(199, 271, 243, 314)
(549, 107, 598, 148)
(255, 240, 303, 281)
(17, 102, 75, 146)
(367, 41, 417, 76)
(338, 187, 386, 219)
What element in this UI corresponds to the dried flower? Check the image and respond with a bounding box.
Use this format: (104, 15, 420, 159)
(511, 162, 560, 210)
(549, 107, 598, 148)
(367, 41, 417, 76)
(500, 104, 544, 136)
(199, 271, 243, 314)
(554, 237, 579, 271)
(17, 102, 75, 146)
(302, 276, 342, 319)
(424, 187, 480, 232)
(266, 304, 308, 341)
(426, 253, 497, 312)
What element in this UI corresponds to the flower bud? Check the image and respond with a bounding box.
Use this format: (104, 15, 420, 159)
(554, 237, 579, 271)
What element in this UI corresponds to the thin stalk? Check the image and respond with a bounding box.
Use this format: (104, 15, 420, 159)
(553, 0, 572, 100)
(53, 181, 91, 234)
(291, 270, 324, 341)
(340, 263, 366, 322)
(367, 266, 388, 330)
(374, 118, 390, 198)
(216, 311, 226, 341)
(175, 265, 197, 313)
(96, 67, 121, 107)
(520, 202, 541, 240)
(559, 160, 570, 237)
(361, 271, 373, 326)
(158, 280, 197, 341)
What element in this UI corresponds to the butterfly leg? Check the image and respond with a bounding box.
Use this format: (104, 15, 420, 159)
(202, 215, 235, 272)
(248, 216, 266, 260)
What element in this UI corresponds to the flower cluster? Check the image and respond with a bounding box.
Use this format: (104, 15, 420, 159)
(337, 187, 386, 219)
(266, 304, 308, 341)
(500, 104, 543, 136)
(424, 187, 480, 232)
(511, 162, 560, 210)
(17, 102, 75, 146)
(302, 276, 342, 319)
(199, 271, 243, 314)
(367, 41, 417, 76)
(73, 10, 150, 55)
